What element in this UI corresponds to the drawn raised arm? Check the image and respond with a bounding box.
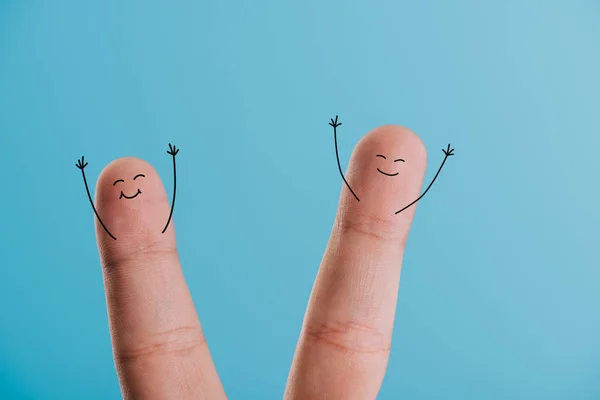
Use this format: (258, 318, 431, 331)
(76, 156, 117, 240)
(395, 144, 454, 215)
(162, 143, 179, 233)
(330, 115, 360, 202)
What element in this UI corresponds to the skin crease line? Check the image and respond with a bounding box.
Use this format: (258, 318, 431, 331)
(75, 144, 180, 240)
(329, 115, 454, 214)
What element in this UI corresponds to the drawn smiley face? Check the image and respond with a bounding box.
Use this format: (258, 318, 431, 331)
(113, 173, 145, 200)
(375, 154, 405, 177)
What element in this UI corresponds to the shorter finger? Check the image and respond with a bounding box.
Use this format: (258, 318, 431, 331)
(95, 158, 226, 399)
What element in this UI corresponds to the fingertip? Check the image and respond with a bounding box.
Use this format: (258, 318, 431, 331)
(334, 124, 429, 241)
(96, 157, 159, 194)
(347, 124, 427, 199)
(355, 124, 427, 161)
(94, 157, 174, 259)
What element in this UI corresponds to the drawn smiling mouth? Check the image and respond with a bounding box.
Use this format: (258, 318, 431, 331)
(377, 168, 399, 177)
(120, 189, 142, 199)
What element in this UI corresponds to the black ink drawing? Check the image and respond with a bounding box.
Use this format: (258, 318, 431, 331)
(330, 115, 454, 215)
(76, 156, 117, 241)
(330, 115, 360, 202)
(394, 144, 453, 215)
(115, 174, 145, 199)
(76, 143, 179, 240)
(376, 154, 404, 177)
(162, 143, 179, 234)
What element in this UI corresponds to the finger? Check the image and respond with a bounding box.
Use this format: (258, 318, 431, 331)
(95, 157, 226, 399)
(285, 125, 428, 399)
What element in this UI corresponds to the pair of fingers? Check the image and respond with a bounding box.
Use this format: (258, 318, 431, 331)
(93, 125, 428, 399)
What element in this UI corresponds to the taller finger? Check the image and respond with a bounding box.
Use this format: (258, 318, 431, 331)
(285, 126, 428, 399)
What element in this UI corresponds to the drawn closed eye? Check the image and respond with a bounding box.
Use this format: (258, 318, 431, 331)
(376, 154, 386, 159)
(133, 174, 145, 180)
(394, 159, 405, 162)
(113, 179, 125, 186)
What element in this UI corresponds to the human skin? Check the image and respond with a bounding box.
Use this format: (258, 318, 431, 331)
(92, 124, 431, 399)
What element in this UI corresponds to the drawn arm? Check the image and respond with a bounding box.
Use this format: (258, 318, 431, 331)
(76, 157, 117, 240)
(330, 115, 360, 202)
(162, 143, 179, 233)
(395, 144, 455, 215)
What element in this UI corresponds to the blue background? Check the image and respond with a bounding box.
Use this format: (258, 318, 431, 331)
(1, 0, 599, 398)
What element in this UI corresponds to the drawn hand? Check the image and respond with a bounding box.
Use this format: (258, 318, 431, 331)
(167, 143, 179, 156)
(329, 115, 342, 128)
(75, 156, 88, 170)
(442, 143, 455, 157)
